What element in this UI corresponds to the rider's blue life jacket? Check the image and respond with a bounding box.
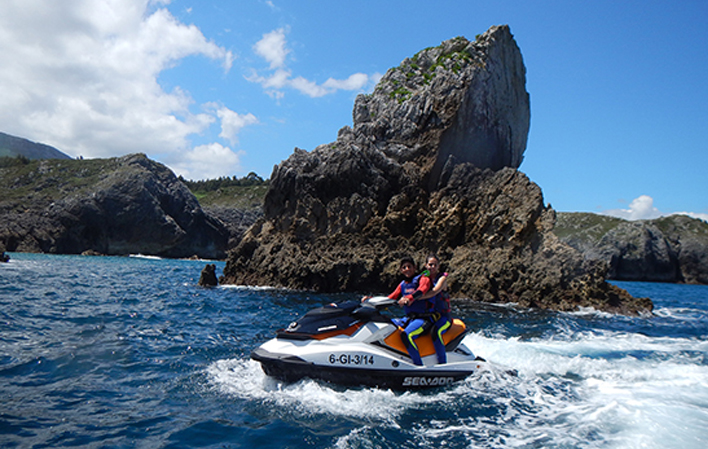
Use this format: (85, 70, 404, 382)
(399, 274, 433, 315)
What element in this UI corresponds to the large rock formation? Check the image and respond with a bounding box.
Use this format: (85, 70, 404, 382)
(0, 154, 229, 259)
(203, 206, 262, 250)
(555, 212, 708, 284)
(221, 26, 652, 314)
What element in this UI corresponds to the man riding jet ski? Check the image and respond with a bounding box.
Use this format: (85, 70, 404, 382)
(250, 296, 485, 390)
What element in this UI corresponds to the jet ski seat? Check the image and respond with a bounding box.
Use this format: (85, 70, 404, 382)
(382, 318, 468, 359)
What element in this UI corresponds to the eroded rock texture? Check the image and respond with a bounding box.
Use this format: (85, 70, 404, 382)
(221, 26, 651, 314)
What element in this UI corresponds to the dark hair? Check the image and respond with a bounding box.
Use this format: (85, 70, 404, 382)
(400, 256, 416, 268)
(426, 253, 443, 272)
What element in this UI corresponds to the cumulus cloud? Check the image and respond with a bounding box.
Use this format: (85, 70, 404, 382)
(602, 195, 708, 222)
(165, 142, 243, 181)
(253, 28, 290, 69)
(215, 107, 259, 144)
(248, 28, 376, 98)
(603, 195, 662, 220)
(0, 0, 246, 179)
(323, 73, 371, 91)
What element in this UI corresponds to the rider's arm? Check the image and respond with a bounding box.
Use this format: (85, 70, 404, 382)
(387, 283, 402, 300)
(404, 276, 432, 302)
(420, 273, 448, 300)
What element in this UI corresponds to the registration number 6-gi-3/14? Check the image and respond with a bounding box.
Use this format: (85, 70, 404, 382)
(328, 353, 374, 365)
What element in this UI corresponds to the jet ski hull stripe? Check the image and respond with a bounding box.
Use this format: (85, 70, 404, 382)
(250, 348, 477, 390)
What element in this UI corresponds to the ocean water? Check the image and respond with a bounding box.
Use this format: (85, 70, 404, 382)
(1, 253, 707, 448)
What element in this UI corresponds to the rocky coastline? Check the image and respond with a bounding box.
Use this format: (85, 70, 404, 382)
(13, 25, 707, 313)
(555, 212, 708, 284)
(0, 154, 230, 259)
(221, 26, 652, 315)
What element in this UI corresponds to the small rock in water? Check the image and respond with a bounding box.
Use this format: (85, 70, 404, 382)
(198, 264, 218, 287)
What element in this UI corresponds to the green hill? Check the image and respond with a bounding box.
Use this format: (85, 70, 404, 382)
(0, 132, 71, 160)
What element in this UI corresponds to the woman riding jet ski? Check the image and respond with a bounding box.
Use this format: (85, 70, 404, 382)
(250, 296, 485, 390)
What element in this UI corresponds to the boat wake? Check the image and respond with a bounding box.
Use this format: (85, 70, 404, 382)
(208, 329, 708, 448)
(207, 357, 412, 424)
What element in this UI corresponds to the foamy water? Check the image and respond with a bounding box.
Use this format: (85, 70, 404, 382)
(210, 322, 708, 448)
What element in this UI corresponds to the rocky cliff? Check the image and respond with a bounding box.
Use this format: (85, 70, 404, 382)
(221, 26, 652, 315)
(0, 154, 229, 259)
(555, 212, 708, 284)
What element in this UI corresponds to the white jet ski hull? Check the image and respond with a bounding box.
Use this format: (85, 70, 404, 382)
(250, 298, 485, 390)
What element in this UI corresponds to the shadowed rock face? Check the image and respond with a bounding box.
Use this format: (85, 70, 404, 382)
(0, 154, 229, 259)
(555, 212, 708, 284)
(221, 26, 652, 315)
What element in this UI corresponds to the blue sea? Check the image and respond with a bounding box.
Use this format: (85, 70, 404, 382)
(1, 253, 707, 448)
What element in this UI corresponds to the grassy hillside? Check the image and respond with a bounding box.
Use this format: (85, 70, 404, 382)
(553, 212, 624, 245)
(191, 184, 268, 210)
(181, 174, 268, 210)
(555, 212, 708, 242)
(0, 132, 71, 160)
(554, 211, 708, 284)
(0, 157, 125, 207)
(1, 156, 268, 212)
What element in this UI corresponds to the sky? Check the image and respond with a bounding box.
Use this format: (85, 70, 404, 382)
(0, 0, 706, 221)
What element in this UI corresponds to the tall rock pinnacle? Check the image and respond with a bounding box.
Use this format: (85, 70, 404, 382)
(221, 25, 651, 315)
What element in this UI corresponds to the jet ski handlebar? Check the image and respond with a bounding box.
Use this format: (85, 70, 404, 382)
(363, 296, 397, 309)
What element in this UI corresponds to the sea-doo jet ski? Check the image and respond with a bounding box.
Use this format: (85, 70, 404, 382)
(251, 296, 485, 390)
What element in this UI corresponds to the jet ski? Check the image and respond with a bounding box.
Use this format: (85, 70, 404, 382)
(251, 296, 485, 390)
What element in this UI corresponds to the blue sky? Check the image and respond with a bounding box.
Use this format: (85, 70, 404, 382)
(1, 0, 706, 220)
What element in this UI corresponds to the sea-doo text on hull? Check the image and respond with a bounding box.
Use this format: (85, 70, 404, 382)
(251, 297, 485, 390)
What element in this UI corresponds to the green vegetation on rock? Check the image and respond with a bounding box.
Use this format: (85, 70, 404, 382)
(553, 212, 624, 242)
(190, 184, 268, 210)
(1, 153, 232, 258)
(179, 173, 268, 210)
(0, 157, 126, 205)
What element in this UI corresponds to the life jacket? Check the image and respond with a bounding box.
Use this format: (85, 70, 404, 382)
(399, 276, 419, 297)
(435, 291, 451, 314)
(399, 275, 433, 315)
(431, 273, 451, 314)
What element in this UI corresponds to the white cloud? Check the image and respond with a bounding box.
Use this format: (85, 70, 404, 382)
(290, 77, 330, 98)
(166, 142, 243, 181)
(0, 0, 239, 179)
(216, 107, 259, 144)
(248, 28, 376, 98)
(250, 68, 291, 90)
(323, 73, 370, 91)
(602, 195, 708, 223)
(603, 195, 663, 220)
(253, 28, 290, 69)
